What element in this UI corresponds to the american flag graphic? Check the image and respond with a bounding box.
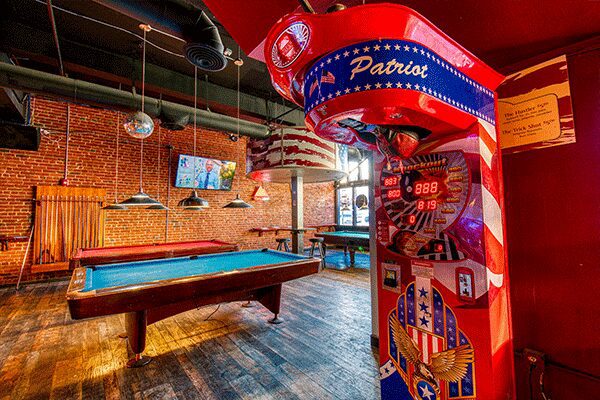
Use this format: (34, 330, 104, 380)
(320, 69, 336, 84)
(389, 283, 476, 399)
(309, 77, 319, 96)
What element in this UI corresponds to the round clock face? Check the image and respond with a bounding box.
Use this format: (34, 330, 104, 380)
(380, 151, 470, 260)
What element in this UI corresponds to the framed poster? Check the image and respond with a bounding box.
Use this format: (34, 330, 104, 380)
(498, 55, 575, 154)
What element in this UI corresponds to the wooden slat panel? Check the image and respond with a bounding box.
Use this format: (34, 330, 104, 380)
(32, 186, 106, 272)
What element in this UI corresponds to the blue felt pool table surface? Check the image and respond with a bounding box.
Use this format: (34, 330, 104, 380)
(319, 231, 369, 239)
(83, 249, 310, 292)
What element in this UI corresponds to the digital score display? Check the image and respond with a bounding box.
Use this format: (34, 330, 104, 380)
(414, 180, 439, 196)
(416, 199, 437, 211)
(383, 176, 399, 187)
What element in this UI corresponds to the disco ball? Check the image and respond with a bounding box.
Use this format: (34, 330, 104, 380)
(124, 111, 154, 139)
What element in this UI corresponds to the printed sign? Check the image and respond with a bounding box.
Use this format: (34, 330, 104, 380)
(498, 55, 575, 154)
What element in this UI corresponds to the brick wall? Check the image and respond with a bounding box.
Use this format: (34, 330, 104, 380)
(0, 97, 335, 285)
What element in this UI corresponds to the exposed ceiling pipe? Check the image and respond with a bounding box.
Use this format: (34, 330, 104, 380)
(0, 62, 270, 138)
(91, 0, 229, 71)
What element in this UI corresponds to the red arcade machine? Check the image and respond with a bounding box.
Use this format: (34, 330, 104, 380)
(264, 4, 515, 400)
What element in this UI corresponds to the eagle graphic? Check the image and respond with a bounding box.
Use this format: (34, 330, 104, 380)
(390, 315, 474, 397)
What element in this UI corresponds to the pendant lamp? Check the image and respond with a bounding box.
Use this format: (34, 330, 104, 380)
(223, 48, 252, 210)
(223, 194, 252, 209)
(103, 112, 128, 210)
(120, 25, 164, 208)
(252, 185, 270, 201)
(179, 66, 209, 210)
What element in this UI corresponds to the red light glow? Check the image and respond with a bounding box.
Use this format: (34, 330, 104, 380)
(387, 189, 402, 199)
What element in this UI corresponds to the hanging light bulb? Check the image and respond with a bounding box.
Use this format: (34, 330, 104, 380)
(223, 193, 252, 209)
(124, 24, 154, 139)
(179, 66, 209, 210)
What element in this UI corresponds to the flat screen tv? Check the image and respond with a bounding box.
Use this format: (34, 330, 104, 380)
(175, 154, 236, 191)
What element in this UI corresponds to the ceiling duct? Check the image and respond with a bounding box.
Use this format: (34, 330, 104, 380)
(92, 0, 229, 70)
(184, 12, 228, 71)
(0, 62, 269, 138)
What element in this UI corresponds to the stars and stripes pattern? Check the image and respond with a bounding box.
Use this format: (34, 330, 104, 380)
(389, 282, 476, 399)
(303, 39, 496, 123)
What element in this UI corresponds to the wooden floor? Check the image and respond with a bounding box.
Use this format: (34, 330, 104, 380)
(0, 268, 379, 400)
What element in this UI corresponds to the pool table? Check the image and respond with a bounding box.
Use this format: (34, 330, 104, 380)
(315, 231, 370, 267)
(69, 240, 238, 269)
(66, 249, 320, 367)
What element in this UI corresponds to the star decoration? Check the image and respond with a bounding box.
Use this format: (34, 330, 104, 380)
(420, 49, 425, 55)
(394, 44, 401, 50)
(327, 93, 333, 99)
(335, 90, 341, 96)
(419, 302, 429, 313)
(353, 48, 360, 55)
(373, 44, 381, 51)
(419, 384, 435, 400)
(384, 44, 391, 50)
(418, 288, 428, 297)
(320, 62, 324, 67)
(414, 84, 420, 90)
(344, 88, 351, 94)
(419, 316, 429, 327)
(363, 46, 370, 52)
(426, 53, 431, 58)
(385, 82, 392, 88)
(421, 85, 427, 91)
(374, 83, 382, 89)
(403, 45, 410, 51)
(405, 83, 412, 89)
(364, 84, 372, 90)
(396, 82, 402, 88)
(354, 85, 361, 92)
(326, 58, 332, 64)
(334, 54, 340, 60)
(412, 47, 419, 52)
(343, 51, 350, 57)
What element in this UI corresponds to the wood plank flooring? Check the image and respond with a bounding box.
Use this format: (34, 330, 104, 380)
(0, 268, 379, 400)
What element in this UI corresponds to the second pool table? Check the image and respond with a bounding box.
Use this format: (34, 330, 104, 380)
(315, 231, 370, 267)
(66, 249, 320, 367)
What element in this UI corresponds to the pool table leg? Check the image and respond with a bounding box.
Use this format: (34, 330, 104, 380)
(125, 310, 152, 368)
(258, 284, 284, 324)
(349, 248, 356, 266)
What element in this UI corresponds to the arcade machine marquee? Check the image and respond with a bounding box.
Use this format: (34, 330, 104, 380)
(265, 4, 515, 400)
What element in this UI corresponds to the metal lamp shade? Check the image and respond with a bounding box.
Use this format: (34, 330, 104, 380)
(119, 191, 163, 207)
(223, 194, 252, 209)
(147, 203, 170, 210)
(102, 203, 128, 210)
(178, 190, 209, 210)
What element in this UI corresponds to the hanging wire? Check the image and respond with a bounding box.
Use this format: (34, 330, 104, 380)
(193, 66, 198, 178)
(236, 46, 241, 138)
(34, 0, 185, 58)
(139, 27, 148, 192)
(114, 113, 120, 203)
(156, 125, 161, 200)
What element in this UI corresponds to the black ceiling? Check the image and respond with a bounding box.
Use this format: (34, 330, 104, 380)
(0, 0, 289, 121)
(1, 0, 598, 125)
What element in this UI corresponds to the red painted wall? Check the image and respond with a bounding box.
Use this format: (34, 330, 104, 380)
(502, 47, 600, 397)
(0, 97, 334, 285)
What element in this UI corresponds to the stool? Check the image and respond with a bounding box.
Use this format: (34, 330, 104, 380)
(276, 238, 291, 252)
(309, 237, 326, 268)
